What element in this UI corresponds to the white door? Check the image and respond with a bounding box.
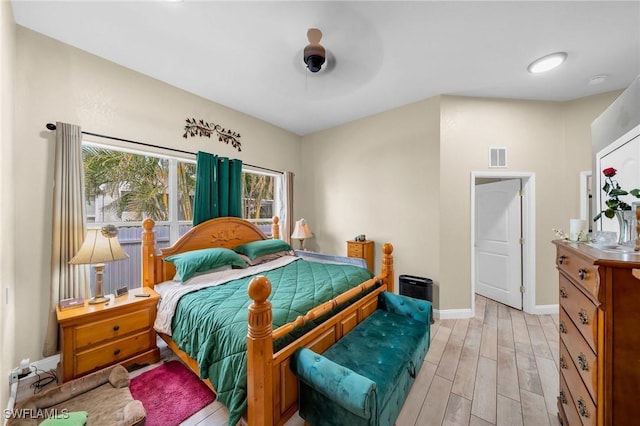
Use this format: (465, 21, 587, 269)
(475, 179, 522, 309)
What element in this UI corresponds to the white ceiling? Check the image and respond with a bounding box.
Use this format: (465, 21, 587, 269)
(12, 1, 640, 136)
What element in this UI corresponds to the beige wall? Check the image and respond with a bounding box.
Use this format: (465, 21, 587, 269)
(13, 27, 301, 362)
(302, 93, 619, 313)
(440, 94, 620, 310)
(300, 97, 441, 294)
(1, 0, 16, 412)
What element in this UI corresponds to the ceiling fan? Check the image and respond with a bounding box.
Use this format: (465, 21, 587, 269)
(303, 28, 326, 73)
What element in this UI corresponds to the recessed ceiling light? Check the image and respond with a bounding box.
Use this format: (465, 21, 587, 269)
(589, 74, 608, 85)
(527, 52, 568, 74)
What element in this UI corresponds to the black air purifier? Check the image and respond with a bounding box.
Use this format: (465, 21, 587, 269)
(399, 274, 433, 323)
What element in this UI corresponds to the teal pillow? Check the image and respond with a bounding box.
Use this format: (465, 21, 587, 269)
(233, 239, 293, 260)
(164, 247, 247, 282)
(40, 411, 88, 426)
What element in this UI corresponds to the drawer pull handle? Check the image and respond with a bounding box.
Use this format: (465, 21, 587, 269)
(559, 356, 567, 369)
(559, 391, 567, 404)
(578, 398, 589, 418)
(578, 309, 589, 325)
(559, 287, 568, 298)
(559, 322, 567, 334)
(578, 353, 589, 371)
(114, 349, 121, 356)
(113, 325, 120, 331)
(578, 268, 587, 280)
(558, 255, 567, 265)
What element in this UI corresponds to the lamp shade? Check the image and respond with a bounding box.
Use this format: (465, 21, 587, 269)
(291, 219, 313, 240)
(69, 225, 129, 265)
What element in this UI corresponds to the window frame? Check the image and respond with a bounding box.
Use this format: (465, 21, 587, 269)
(81, 141, 284, 242)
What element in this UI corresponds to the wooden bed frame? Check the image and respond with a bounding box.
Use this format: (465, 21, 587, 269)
(141, 216, 394, 426)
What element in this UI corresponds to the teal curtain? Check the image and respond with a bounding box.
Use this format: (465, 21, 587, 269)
(193, 151, 243, 225)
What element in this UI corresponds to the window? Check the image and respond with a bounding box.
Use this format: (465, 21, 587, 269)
(242, 166, 282, 237)
(81, 143, 284, 293)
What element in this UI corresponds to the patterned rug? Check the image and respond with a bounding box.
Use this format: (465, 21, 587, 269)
(130, 360, 216, 426)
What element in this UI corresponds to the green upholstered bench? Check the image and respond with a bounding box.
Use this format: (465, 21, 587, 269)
(291, 292, 431, 426)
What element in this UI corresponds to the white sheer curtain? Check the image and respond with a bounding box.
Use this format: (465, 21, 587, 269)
(43, 122, 90, 357)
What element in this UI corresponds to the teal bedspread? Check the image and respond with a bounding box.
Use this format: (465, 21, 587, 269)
(170, 258, 374, 425)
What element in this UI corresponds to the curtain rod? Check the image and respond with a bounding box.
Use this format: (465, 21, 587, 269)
(45, 123, 283, 175)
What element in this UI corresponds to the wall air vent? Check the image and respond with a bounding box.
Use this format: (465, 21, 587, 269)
(489, 147, 507, 168)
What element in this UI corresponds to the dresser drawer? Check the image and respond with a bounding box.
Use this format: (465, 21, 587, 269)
(75, 309, 152, 349)
(75, 331, 152, 376)
(348, 245, 363, 257)
(561, 340, 597, 426)
(560, 372, 583, 426)
(557, 247, 599, 300)
(559, 274, 598, 352)
(559, 321, 597, 404)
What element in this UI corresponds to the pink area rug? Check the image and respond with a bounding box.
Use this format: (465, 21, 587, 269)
(130, 360, 216, 426)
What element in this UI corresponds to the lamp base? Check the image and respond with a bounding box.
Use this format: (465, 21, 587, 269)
(88, 295, 109, 305)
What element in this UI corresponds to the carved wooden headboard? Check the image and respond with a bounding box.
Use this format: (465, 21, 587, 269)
(141, 216, 280, 287)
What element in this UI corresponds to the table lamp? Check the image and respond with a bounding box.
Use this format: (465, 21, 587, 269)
(291, 218, 313, 250)
(69, 225, 129, 304)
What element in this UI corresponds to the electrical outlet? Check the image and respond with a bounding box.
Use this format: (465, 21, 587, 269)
(9, 368, 19, 385)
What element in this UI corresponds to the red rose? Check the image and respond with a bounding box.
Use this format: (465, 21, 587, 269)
(603, 167, 617, 177)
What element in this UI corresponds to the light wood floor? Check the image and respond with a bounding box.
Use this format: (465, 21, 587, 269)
(176, 294, 562, 426)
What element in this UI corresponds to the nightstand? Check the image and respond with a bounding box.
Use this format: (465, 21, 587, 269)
(347, 240, 374, 271)
(56, 287, 160, 383)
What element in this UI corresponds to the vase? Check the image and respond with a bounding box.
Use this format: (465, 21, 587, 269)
(614, 210, 633, 245)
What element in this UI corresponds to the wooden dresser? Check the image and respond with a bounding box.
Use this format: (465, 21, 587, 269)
(347, 240, 374, 271)
(56, 287, 160, 382)
(553, 241, 640, 425)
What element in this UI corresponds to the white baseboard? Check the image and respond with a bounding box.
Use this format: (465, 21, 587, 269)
(436, 304, 558, 320)
(20, 354, 59, 381)
(531, 304, 559, 315)
(435, 308, 474, 320)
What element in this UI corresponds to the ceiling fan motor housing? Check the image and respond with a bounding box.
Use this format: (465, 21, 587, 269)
(304, 44, 326, 73)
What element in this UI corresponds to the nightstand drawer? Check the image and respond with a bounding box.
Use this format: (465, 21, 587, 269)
(75, 309, 152, 349)
(75, 331, 152, 376)
(348, 245, 363, 257)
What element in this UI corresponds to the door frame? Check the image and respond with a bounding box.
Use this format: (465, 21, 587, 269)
(470, 171, 536, 315)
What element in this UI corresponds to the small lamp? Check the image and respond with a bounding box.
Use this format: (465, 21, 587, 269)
(291, 218, 313, 250)
(70, 225, 129, 304)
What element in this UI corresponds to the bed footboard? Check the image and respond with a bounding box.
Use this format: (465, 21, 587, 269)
(247, 243, 394, 426)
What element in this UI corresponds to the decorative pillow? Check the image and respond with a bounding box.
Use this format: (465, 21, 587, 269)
(233, 239, 294, 260)
(239, 250, 293, 266)
(164, 248, 247, 282)
(40, 411, 88, 426)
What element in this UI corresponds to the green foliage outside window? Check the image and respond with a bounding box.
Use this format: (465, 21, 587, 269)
(83, 145, 274, 224)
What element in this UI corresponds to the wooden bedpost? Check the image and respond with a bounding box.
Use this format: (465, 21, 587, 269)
(381, 243, 394, 293)
(142, 218, 157, 287)
(272, 216, 280, 239)
(247, 275, 274, 426)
